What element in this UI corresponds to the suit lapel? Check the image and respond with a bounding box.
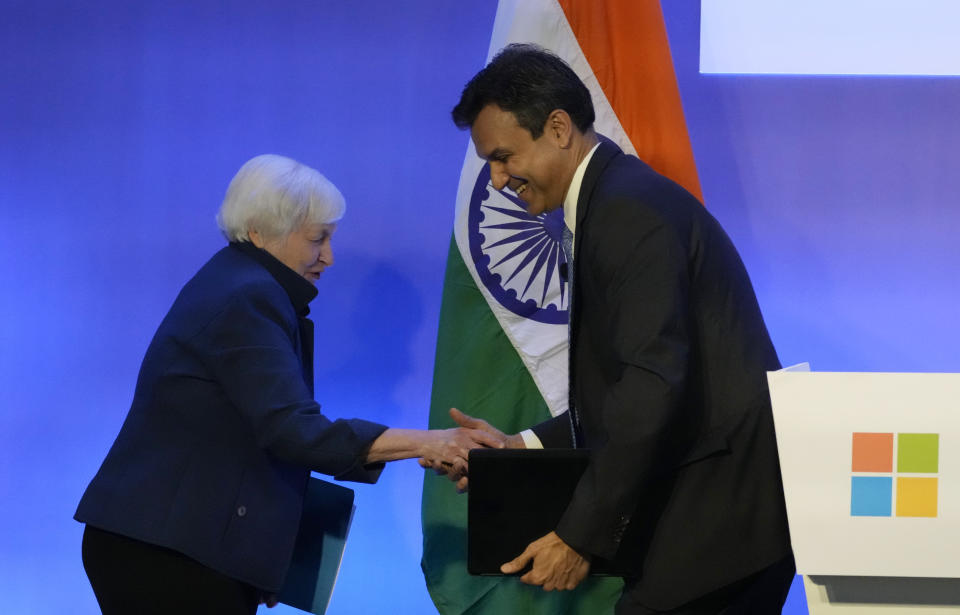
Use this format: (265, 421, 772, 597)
(565, 138, 620, 448)
(574, 138, 621, 257)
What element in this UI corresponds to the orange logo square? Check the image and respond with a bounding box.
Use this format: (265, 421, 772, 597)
(852, 432, 893, 472)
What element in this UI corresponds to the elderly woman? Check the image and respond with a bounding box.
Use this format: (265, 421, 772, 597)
(75, 154, 498, 614)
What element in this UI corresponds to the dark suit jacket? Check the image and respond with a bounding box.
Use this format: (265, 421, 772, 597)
(75, 242, 387, 592)
(532, 141, 791, 609)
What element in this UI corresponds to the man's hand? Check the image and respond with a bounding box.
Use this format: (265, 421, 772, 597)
(500, 531, 590, 591)
(417, 415, 505, 478)
(419, 408, 525, 491)
(447, 408, 526, 449)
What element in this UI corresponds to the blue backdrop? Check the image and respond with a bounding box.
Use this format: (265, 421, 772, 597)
(2, 1, 957, 614)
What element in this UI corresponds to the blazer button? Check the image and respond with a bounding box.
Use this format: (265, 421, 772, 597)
(237, 505, 247, 517)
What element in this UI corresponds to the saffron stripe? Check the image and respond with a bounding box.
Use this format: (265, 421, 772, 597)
(557, 0, 703, 201)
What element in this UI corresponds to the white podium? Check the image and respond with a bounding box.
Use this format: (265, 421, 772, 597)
(768, 369, 960, 613)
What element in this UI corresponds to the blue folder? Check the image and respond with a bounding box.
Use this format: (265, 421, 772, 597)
(279, 476, 356, 615)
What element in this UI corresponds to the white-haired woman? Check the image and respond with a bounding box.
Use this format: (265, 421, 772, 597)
(75, 154, 499, 614)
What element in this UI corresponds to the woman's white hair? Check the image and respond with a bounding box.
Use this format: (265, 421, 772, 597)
(216, 154, 345, 242)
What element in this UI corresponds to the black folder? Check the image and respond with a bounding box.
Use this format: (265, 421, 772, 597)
(467, 448, 628, 576)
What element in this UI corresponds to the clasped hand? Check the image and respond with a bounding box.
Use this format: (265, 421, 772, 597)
(419, 408, 523, 491)
(417, 408, 510, 489)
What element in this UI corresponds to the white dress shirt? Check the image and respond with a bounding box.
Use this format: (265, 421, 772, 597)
(520, 141, 601, 449)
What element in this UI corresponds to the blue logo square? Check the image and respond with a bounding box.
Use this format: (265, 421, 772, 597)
(851, 476, 892, 516)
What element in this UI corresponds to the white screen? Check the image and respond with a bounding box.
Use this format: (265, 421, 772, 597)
(700, 0, 960, 75)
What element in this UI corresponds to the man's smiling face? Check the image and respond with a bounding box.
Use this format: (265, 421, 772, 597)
(470, 104, 573, 217)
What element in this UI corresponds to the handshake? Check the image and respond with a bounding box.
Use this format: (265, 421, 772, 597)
(416, 408, 525, 491)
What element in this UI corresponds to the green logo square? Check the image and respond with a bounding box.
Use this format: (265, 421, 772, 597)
(897, 433, 939, 473)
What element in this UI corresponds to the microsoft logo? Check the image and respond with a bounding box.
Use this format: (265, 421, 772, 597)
(850, 433, 939, 518)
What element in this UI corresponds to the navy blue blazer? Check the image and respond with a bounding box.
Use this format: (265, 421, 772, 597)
(532, 141, 791, 609)
(75, 242, 388, 592)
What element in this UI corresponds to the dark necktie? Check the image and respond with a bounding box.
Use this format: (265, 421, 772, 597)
(561, 223, 582, 448)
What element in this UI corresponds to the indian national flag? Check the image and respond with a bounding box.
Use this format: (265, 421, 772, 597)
(421, 1, 701, 613)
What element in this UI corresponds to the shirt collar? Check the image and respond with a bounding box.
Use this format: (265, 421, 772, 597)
(562, 141, 601, 239)
(230, 241, 318, 316)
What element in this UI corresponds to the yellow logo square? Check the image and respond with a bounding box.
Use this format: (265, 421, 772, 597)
(896, 477, 938, 517)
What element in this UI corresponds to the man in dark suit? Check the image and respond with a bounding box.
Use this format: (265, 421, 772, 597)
(447, 44, 794, 614)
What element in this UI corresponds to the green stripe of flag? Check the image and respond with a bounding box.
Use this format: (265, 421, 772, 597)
(421, 236, 622, 614)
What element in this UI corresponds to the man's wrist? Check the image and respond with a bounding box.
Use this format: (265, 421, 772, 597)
(518, 429, 542, 449)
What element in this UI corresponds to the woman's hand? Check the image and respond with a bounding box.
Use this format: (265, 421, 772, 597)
(418, 408, 525, 491)
(365, 409, 509, 476)
(417, 415, 505, 472)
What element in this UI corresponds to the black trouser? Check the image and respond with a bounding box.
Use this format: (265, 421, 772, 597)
(81, 524, 259, 615)
(616, 554, 796, 615)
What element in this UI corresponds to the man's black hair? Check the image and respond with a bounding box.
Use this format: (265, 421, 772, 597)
(452, 43, 595, 139)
